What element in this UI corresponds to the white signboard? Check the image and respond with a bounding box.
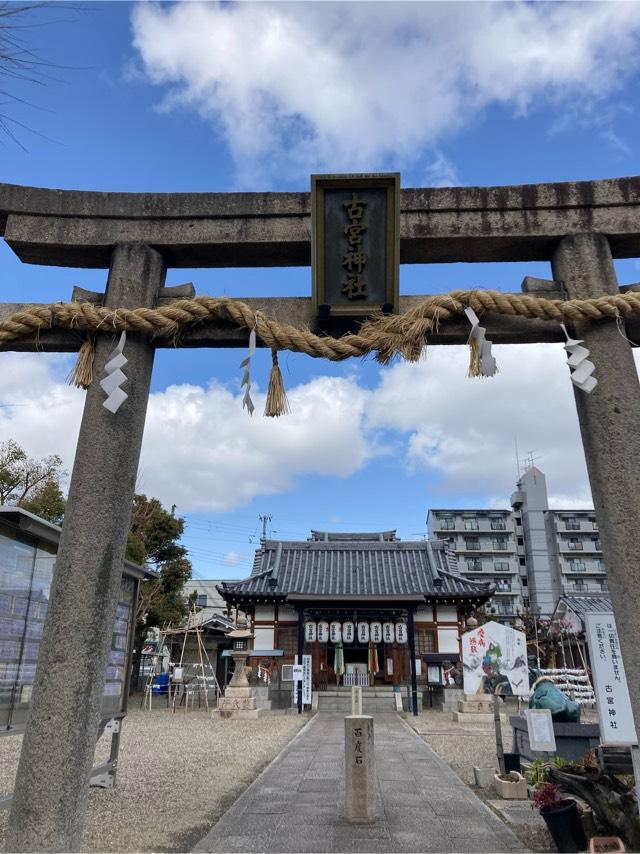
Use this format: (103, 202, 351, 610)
(395, 623, 407, 644)
(525, 709, 556, 753)
(585, 612, 638, 746)
(329, 621, 342, 643)
(383, 622, 395, 644)
(304, 621, 317, 643)
(461, 621, 529, 696)
(357, 622, 370, 643)
(317, 621, 329, 643)
(302, 654, 312, 705)
(342, 621, 354, 643)
(292, 664, 303, 682)
(370, 621, 382, 644)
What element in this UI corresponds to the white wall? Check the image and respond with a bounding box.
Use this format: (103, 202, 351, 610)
(437, 628, 459, 653)
(253, 626, 275, 649)
(255, 605, 275, 621)
(435, 606, 458, 623)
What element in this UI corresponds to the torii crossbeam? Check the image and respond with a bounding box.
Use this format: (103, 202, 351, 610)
(2, 176, 640, 851)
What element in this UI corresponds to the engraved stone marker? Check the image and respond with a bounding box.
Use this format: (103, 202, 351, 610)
(345, 715, 376, 823)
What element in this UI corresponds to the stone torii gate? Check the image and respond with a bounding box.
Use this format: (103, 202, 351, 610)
(1, 176, 640, 850)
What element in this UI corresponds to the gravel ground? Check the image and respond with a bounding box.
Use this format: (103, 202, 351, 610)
(0, 707, 307, 853)
(411, 709, 553, 852)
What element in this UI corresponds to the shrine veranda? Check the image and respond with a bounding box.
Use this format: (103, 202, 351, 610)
(1, 175, 640, 851)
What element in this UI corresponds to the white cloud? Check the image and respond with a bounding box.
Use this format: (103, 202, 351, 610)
(131, 1, 640, 184)
(2, 344, 637, 513)
(0, 354, 373, 513)
(223, 550, 243, 566)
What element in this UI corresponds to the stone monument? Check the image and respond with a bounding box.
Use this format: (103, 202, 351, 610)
(218, 615, 262, 719)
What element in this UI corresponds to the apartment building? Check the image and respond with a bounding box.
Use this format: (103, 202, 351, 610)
(427, 465, 607, 620)
(426, 508, 524, 620)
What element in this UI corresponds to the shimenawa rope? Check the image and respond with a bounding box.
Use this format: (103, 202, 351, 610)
(2, 289, 638, 415)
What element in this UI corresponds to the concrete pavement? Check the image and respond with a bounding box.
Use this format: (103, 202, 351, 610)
(194, 713, 527, 853)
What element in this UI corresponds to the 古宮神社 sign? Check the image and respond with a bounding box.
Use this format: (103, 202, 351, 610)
(462, 621, 529, 696)
(311, 173, 400, 316)
(585, 612, 638, 745)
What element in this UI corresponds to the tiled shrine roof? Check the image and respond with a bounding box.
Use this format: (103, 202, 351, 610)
(218, 533, 493, 605)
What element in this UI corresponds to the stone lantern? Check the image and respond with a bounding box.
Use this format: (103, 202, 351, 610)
(218, 614, 261, 719)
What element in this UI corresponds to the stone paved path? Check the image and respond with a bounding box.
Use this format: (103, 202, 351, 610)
(194, 713, 527, 853)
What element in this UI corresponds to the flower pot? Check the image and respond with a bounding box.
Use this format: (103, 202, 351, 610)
(494, 771, 528, 799)
(588, 837, 626, 853)
(541, 799, 587, 853)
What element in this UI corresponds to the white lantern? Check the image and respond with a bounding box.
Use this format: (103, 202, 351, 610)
(317, 621, 329, 643)
(383, 622, 395, 644)
(370, 621, 382, 644)
(329, 621, 342, 643)
(395, 622, 407, 644)
(304, 621, 317, 643)
(357, 622, 370, 643)
(342, 621, 354, 643)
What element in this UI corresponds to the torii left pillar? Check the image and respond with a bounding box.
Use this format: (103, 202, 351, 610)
(7, 243, 166, 852)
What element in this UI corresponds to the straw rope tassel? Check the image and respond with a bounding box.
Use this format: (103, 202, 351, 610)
(66, 337, 95, 389)
(264, 349, 290, 417)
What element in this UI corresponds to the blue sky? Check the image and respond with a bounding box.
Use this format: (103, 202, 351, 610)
(2, 1, 640, 581)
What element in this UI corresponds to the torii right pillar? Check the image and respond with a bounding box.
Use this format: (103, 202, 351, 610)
(552, 232, 640, 736)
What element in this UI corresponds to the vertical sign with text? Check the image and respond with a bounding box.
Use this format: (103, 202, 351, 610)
(585, 612, 637, 745)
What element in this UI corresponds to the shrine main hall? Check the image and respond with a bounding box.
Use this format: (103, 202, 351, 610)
(218, 530, 493, 713)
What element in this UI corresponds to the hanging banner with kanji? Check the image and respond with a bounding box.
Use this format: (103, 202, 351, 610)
(461, 621, 529, 696)
(584, 612, 637, 745)
(311, 172, 400, 316)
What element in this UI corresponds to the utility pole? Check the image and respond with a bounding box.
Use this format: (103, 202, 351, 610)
(259, 514, 272, 540)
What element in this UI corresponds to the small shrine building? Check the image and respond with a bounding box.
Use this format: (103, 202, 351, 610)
(218, 530, 493, 713)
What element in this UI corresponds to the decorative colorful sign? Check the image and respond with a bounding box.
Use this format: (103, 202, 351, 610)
(395, 623, 407, 644)
(383, 622, 395, 644)
(585, 612, 637, 745)
(304, 621, 317, 643)
(317, 621, 329, 643)
(461, 621, 529, 696)
(357, 622, 370, 643)
(330, 621, 342, 643)
(342, 621, 355, 643)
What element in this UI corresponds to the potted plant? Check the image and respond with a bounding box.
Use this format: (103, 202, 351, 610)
(532, 782, 587, 853)
(493, 769, 528, 799)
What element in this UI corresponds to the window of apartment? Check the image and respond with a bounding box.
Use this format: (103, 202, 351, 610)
(565, 516, 581, 531)
(494, 560, 510, 572)
(568, 538, 583, 551)
(515, 517, 522, 527)
(521, 577, 528, 587)
(519, 557, 526, 566)
(517, 537, 524, 546)
(573, 580, 586, 592)
(464, 518, 479, 530)
(599, 580, 608, 592)
(569, 560, 586, 573)
(490, 518, 506, 530)
(589, 518, 598, 530)
(591, 537, 601, 551)
(492, 537, 508, 550)
(467, 559, 483, 571)
(523, 597, 530, 608)
(196, 594, 208, 607)
(415, 629, 436, 655)
(495, 580, 512, 592)
(440, 518, 455, 530)
(465, 538, 480, 550)
(593, 559, 604, 572)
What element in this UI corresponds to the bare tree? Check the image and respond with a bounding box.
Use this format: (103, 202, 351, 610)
(0, 2, 81, 146)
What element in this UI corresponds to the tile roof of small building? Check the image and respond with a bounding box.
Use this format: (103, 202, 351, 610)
(218, 533, 493, 604)
(559, 595, 612, 615)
